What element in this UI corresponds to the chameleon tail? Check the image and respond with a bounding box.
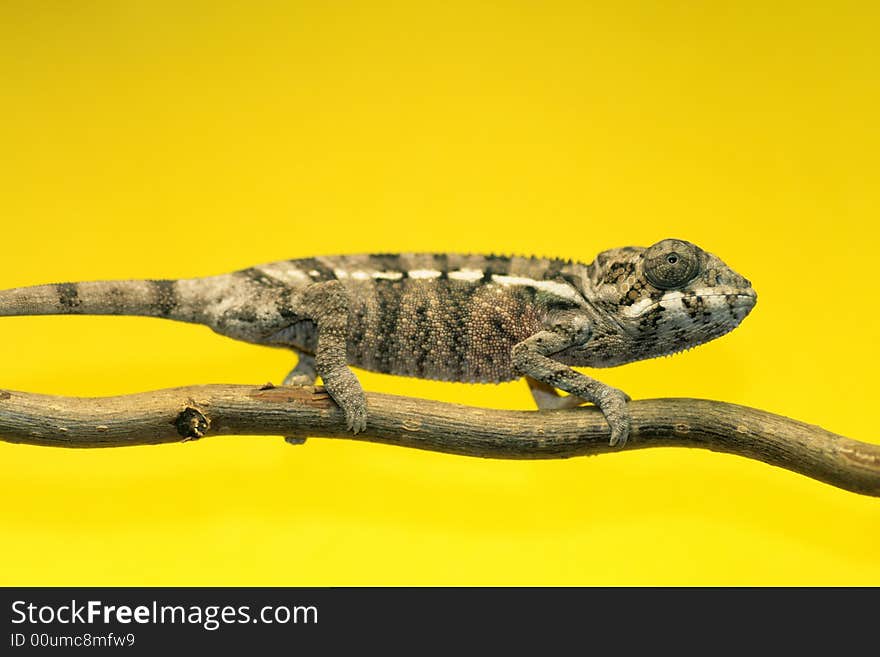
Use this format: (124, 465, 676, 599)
(0, 278, 212, 324)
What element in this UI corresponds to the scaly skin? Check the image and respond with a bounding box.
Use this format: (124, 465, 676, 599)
(0, 239, 757, 445)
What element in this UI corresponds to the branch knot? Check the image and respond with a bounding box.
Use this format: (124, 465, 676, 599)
(175, 406, 209, 440)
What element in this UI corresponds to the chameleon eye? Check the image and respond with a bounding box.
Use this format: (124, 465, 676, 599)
(644, 239, 701, 290)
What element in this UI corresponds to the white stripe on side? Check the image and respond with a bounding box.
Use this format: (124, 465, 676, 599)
(491, 274, 583, 305)
(250, 264, 311, 284)
(448, 269, 483, 282)
(408, 269, 443, 280)
(333, 269, 406, 281)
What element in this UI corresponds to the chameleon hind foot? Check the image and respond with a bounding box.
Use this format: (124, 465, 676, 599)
(283, 352, 317, 387)
(281, 352, 318, 445)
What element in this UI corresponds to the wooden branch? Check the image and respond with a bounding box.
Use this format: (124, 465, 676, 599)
(0, 384, 877, 496)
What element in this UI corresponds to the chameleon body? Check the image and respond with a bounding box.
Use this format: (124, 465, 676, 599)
(0, 239, 756, 446)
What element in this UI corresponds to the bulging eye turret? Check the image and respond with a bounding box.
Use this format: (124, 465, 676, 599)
(643, 239, 702, 290)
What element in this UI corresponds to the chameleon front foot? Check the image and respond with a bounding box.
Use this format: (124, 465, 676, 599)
(525, 375, 632, 447)
(595, 388, 631, 447)
(546, 389, 631, 447)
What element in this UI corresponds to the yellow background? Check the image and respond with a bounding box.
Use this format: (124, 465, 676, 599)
(1, 1, 877, 585)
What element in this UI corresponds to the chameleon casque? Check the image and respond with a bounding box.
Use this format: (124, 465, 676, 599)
(0, 239, 756, 447)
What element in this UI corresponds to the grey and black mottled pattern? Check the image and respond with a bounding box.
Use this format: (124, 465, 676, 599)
(321, 257, 547, 383)
(0, 240, 757, 445)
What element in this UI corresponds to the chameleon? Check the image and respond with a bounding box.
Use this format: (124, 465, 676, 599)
(0, 239, 756, 447)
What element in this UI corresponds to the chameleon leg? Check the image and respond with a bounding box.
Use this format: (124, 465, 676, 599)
(513, 329, 631, 447)
(526, 377, 588, 410)
(296, 281, 367, 434)
(282, 351, 318, 445)
(283, 351, 317, 386)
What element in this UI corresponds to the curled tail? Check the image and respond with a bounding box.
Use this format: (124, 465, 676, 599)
(0, 278, 210, 324)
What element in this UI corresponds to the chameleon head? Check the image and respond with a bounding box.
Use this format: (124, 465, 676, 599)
(579, 238, 757, 366)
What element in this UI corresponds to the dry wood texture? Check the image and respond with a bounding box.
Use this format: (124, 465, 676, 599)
(0, 384, 877, 496)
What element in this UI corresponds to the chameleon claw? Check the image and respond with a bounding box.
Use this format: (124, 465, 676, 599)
(607, 416, 631, 447)
(598, 389, 631, 447)
(346, 410, 367, 435)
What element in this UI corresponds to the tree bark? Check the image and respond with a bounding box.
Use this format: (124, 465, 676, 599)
(0, 384, 877, 496)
